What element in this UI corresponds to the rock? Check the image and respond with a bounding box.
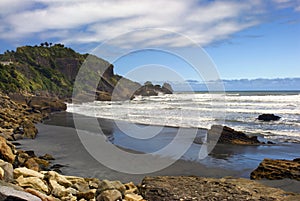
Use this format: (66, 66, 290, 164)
(87, 178, 101, 189)
(0, 136, 15, 163)
(134, 82, 173, 97)
(61, 194, 77, 201)
(0, 167, 4, 180)
(13, 134, 24, 140)
(46, 171, 72, 188)
(24, 150, 36, 157)
(33, 157, 50, 170)
(76, 189, 96, 200)
(207, 125, 262, 145)
(16, 176, 49, 193)
(24, 157, 40, 171)
(124, 193, 144, 201)
(39, 153, 55, 161)
(49, 179, 70, 198)
(97, 189, 122, 201)
(250, 158, 300, 181)
(139, 176, 300, 200)
(294, 158, 300, 162)
(63, 175, 90, 192)
(25, 188, 58, 201)
(258, 114, 281, 121)
(97, 179, 126, 196)
(161, 82, 173, 94)
(0, 185, 42, 201)
(21, 119, 38, 139)
(27, 96, 67, 113)
(14, 167, 45, 179)
(0, 160, 14, 182)
(124, 182, 138, 195)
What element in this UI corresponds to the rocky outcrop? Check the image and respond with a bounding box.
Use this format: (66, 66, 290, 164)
(251, 158, 300, 181)
(258, 114, 281, 121)
(134, 82, 173, 97)
(139, 176, 300, 201)
(1, 45, 142, 102)
(0, 93, 67, 140)
(205, 125, 262, 145)
(0, 133, 145, 200)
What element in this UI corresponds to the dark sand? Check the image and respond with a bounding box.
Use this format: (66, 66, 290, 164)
(18, 112, 300, 193)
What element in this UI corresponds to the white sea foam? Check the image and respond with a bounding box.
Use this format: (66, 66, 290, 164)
(67, 92, 300, 142)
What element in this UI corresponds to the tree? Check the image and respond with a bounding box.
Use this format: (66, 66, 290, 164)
(45, 42, 49, 47)
(40, 43, 44, 47)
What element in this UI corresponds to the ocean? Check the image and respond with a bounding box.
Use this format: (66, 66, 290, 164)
(67, 91, 300, 143)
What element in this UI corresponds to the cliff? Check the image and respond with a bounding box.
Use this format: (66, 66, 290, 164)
(0, 44, 140, 101)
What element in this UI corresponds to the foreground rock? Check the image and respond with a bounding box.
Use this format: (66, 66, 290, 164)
(0, 181, 42, 201)
(204, 125, 262, 145)
(139, 176, 300, 201)
(258, 114, 281, 121)
(251, 158, 300, 181)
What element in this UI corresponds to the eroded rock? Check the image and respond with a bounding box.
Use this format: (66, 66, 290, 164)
(258, 114, 281, 121)
(206, 125, 262, 145)
(139, 176, 300, 201)
(251, 158, 300, 181)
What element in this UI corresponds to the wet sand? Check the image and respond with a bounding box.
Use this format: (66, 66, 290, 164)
(17, 112, 300, 193)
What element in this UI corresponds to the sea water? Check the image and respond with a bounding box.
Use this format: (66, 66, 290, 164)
(67, 91, 300, 143)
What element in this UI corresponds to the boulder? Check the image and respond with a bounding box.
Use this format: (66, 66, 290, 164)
(24, 158, 40, 171)
(139, 176, 300, 201)
(76, 189, 96, 200)
(21, 119, 38, 139)
(97, 179, 126, 196)
(25, 188, 58, 201)
(16, 176, 49, 193)
(46, 171, 72, 188)
(49, 179, 71, 198)
(124, 182, 139, 195)
(0, 136, 15, 163)
(250, 158, 300, 181)
(0, 160, 13, 182)
(0, 185, 42, 201)
(161, 83, 173, 94)
(258, 114, 281, 121)
(206, 125, 262, 145)
(97, 189, 122, 201)
(14, 167, 44, 179)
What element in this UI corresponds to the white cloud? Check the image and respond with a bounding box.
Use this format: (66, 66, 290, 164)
(0, 0, 298, 49)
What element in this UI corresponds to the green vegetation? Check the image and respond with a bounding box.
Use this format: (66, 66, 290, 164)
(0, 44, 140, 99)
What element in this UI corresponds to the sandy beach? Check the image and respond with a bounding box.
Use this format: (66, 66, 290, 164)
(15, 111, 300, 193)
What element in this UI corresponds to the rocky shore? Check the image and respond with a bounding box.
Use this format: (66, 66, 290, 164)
(1, 93, 300, 200)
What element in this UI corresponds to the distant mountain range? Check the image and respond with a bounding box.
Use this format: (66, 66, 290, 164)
(160, 78, 300, 91)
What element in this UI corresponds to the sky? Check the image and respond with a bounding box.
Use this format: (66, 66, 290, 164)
(0, 0, 299, 81)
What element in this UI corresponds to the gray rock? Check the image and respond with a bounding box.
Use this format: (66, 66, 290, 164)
(0, 160, 14, 182)
(0, 184, 41, 201)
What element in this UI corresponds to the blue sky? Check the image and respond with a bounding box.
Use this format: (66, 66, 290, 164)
(0, 0, 299, 81)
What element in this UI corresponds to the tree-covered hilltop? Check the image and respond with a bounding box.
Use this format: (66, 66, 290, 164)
(0, 44, 141, 100)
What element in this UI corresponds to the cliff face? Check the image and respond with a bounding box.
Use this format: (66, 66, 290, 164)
(0, 45, 140, 100)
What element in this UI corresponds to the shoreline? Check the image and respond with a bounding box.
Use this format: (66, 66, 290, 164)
(17, 111, 300, 193)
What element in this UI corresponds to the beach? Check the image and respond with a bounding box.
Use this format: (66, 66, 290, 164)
(17, 112, 300, 193)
